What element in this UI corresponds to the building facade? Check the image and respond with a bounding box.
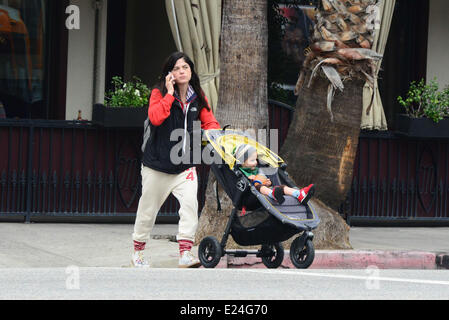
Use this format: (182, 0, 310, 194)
(0, 0, 448, 223)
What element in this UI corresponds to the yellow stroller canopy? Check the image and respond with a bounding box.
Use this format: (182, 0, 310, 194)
(204, 129, 284, 170)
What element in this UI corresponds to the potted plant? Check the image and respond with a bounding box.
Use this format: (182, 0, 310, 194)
(396, 78, 449, 138)
(93, 76, 151, 128)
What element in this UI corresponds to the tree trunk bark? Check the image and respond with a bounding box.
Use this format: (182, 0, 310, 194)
(279, 76, 365, 249)
(196, 2, 356, 251)
(282, 77, 364, 211)
(214, 0, 268, 132)
(195, 0, 268, 248)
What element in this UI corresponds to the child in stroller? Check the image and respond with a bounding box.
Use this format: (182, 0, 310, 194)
(197, 129, 320, 269)
(233, 144, 315, 205)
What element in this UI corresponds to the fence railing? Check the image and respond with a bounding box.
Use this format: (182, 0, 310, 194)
(0, 100, 295, 222)
(0, 119, 211, 221)
(341, 130, 449, 224)
(3, 105, 449, 225)
(268, 99, 295, 150)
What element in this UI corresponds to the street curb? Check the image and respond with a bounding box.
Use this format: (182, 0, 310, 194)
(219, 250, 440, 269)
(436, 254, 449, 269)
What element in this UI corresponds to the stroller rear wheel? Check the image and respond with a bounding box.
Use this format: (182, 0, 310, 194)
(198, 236, 223, 268)
(261, 242, 284, 268)
(290, 238, 315, 269)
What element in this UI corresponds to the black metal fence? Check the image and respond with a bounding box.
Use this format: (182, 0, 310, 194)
(4, 103, 446, 225)
(0, 101, 294, 222)
(0, 119, 210, 221)
(341, 131, 449, 224)
(268, 99, 294, 149)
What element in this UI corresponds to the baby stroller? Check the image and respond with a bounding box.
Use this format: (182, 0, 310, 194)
(198, 128, 320, 269)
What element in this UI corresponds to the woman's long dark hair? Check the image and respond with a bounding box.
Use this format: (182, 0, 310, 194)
(155, 52, 210, 111)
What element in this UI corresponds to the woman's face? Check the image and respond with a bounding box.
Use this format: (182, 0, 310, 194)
(171, 58, 192, 85)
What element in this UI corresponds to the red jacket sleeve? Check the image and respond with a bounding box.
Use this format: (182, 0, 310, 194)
(148, 88, 175, 126)
(199, 96, 220, 130)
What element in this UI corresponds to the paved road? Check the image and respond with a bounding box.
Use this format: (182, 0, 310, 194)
(1, 268, 449, 300)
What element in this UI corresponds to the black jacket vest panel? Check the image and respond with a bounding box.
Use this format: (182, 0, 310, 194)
(142, 97, 200, 174)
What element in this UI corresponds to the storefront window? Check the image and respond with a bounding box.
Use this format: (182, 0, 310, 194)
(268, 1, 316, 107)
(0, 0, 46, 119)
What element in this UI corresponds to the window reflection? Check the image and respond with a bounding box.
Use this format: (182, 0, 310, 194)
(0, 0, 45, 118)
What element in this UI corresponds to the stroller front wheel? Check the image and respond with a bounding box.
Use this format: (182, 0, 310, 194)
(261, 242, 284, 269)
(198, 236, 223, 268)
(290, 238, 315, 269)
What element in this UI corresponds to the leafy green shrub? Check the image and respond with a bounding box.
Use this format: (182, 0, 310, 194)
(105, 76, 151, 107)
(397, 78, 449, 123)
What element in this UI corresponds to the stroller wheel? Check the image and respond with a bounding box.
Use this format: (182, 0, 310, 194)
(290, 238, 315, 269)
(261, 243, 284, 269)
(198, 236, 223, 268)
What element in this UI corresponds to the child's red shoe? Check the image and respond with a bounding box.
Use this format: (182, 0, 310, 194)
(297, 184, 315, 204)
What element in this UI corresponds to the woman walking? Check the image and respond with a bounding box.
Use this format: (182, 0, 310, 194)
(132, 52, 220, 268)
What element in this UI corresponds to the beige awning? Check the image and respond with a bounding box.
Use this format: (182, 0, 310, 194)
(361, 0, 396, 131)
(165, 0, 221, 111)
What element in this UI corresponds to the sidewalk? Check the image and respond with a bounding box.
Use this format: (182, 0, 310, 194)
(228, 227, 449, 269)
(0, 222, 448, 269)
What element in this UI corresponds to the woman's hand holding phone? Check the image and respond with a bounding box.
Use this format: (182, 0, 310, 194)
(165, 72, 176, 96)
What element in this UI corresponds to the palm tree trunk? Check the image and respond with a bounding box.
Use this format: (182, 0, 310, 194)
(214, 0, 268, 131)
(279, 76, 364, 249)
(196, 1, 354, 250)
(195, 0, 268, 248)
(282, 77, 364, 211)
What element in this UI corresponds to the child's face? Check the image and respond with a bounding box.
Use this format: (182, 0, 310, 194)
(243, 151, 258, 169)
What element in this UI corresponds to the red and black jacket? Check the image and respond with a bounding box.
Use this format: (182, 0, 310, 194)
(142, 88, 220, 174)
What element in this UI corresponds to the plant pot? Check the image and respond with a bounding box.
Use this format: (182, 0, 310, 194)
(395, 114, 449, 139)
(92, 103, 147, 128)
